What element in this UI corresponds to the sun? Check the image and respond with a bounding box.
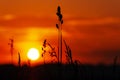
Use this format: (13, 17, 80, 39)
(27, 48, 40, 60)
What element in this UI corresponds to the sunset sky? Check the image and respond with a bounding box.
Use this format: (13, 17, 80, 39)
(0, 0, 120, 65)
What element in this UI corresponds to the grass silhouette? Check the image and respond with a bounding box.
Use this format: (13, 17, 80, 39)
(0, 63, 120, 80)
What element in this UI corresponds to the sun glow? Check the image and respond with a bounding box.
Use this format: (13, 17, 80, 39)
(27, 48, 40, 60)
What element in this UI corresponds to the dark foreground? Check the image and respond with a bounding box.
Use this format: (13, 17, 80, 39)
(0, 63, 120, 80)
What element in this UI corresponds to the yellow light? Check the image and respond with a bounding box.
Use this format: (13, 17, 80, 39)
(27, 48, 40, 60)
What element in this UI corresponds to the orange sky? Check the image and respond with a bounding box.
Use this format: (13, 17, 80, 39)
(0, 0, 120, 65)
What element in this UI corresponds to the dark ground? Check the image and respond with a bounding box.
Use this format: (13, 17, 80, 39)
(0, 63, 120, 80)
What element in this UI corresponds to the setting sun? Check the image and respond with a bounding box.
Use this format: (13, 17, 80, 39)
(27, 48, 40, 60)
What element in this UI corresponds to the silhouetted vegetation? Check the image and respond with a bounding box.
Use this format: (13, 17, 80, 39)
(42, 39, 58, 64)
(64, 40, 73, 64)
(18, 52, 21, 67)
(0, 63, 120, 80)
(56, 5, 63, 64)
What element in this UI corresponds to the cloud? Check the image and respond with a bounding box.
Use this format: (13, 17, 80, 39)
(0, 15, 56, 29)
(65, 17, 120, 26)
(2, 14, 15, 20)
(63, 17, 120, 36)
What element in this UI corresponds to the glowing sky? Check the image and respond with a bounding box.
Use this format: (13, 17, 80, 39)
(0, 0, 120, 64)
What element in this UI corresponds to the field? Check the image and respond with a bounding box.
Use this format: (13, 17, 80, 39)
(0, 63, 120, 80)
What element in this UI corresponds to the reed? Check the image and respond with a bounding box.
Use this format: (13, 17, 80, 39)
(63, 40, 73, 64)
(18, 52, 21, 67)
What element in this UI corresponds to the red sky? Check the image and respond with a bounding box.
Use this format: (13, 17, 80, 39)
(0, 0, 120, 65)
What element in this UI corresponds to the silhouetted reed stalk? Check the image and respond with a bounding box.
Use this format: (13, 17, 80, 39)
(56, 5, 63, 64)
(64, 40, 85, 80)
(18, 52, 21, 67)
(42, 39, 47, 64)
(63, 40, 73, 64)
(42, 39, 57, 64)
(47, 43, 57, 63)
